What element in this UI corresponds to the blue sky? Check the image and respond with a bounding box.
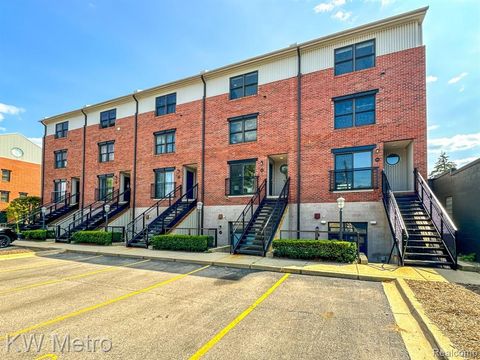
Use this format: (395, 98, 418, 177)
(0, 0, 479, 171)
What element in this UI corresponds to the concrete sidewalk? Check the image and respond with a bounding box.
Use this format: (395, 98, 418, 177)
(12, 240, 450, 283)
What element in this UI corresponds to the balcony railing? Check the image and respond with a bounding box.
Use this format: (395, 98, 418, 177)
(329, 167, 379, 191)
(225, 176, 259, 196)
(95, 187, 115, 201)
(150, 182, 176, 199)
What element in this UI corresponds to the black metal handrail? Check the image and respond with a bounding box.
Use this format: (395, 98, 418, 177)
(381, 171, 408, 265)
(259, 177, 290, 255)
(150, 182, 176, 199)
(231, 179, 267, 253)
(414, 169, 457, 267)
(225, 176, 259, 196)
(95, 187, 115, 201)
(329, 167, 379, 191)
(125, 185, 181, 245)
(157, 184, 198, 234)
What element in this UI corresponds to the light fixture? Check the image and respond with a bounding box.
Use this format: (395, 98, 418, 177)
(336, 197, 345, 209)
(104, 204, 111, 213)
(41, 206, 47, 214)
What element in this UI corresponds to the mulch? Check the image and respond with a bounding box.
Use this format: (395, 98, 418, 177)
(407, 280, 480, 359)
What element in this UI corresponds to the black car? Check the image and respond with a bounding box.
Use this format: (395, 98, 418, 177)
(0, 228, 17, 248)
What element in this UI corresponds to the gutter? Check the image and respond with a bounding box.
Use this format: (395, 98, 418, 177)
(40, 122, 47, 204)
(200, 75, 206, 230)
(132, 94, 139, 218)
(80, 109, 87, 209)
(296, 46, 302, 238)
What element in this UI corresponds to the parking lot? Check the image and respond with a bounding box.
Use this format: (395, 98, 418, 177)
(0, 251, 410, 359)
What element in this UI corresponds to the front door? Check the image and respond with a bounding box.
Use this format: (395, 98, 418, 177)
(122, 175, 131, 202)
(98, 174, 114, 200)
(71, 178, 80, 204)
(186, 170, 195, 199)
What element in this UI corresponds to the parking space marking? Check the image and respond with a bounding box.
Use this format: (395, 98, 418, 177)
(0, 259, 150, 296)
(0, 255, 103, 274)
(0, 265, 210, 341)
(0, 252, 35, 261)
(189, 273, 290, 360)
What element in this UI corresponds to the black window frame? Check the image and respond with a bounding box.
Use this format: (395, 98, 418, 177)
(0, 190, 10, 203)
(333, 90, 377, 129)
(228, 159, 257, 196)
(54, 149, 68, 169)
(328, 222, 368, 253)
(97, 174, 114, 200)
(98, 141, 115, 163)
(229, 114, 258, 144)
(334, 39, 375, 76)
(55, 121, 69, 139)
(100, 109, 117, 128)
(332, 146, 375, 191)
(154, 129, 176, 155)
(155, 93, 177, 116)
(1, 169, 11, 182)
(153, 167, 175, 198)
(229, 71, 258, 100)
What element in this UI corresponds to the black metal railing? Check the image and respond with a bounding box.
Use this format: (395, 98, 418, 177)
(150, 182, 176, 199)
(51, 191, 67, 203)
(105, 226, 126, 243)
(329, 167, 379, 191)
(95, 187, 115, 201)
(231, 179, 267, 253)
(225, 176, 259, 196)
(258, 177, 290, 255)
(382, 171, 408, 265)
(414, 169, 457, 267)
(165, 227, 218, 248)
(125, 185, 181, 246)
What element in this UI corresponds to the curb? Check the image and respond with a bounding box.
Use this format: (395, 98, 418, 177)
(395, 279, 463, 360)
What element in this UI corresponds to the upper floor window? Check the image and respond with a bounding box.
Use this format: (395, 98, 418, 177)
(100, 109, 116, 128)
(230, 71, 258, 100)
(19, 192, 28, 198)
(154, 129, 176, 155)
(1, 169, 11, 182)
(331, 146, 375, 191)
(55, 121, 68, 138)
(229, 114, 257, 144)
(54, 150, 67, 169)
(155, 93, 176, 116)
(334, 40, 375, 76)
(227, 159, 257, 196)
(0, 191, 10, 203)
(334, 90, 377, 129)
(97, 174, 114, 200)
(153, 167, 175, 198)
(99, 141, 115, 163)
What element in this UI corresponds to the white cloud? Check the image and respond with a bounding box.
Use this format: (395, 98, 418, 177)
(0, 126, 6, 132)
(454, 156, 479, 168)
(364, 0, 395, 7)
(28, 137, 43, 147)
(314, 0, 346, 13)
(0, 102, 25, 123)
(459, 85, 465, 93)
(426, 75, 438, 83)
(447, 72, 468, 84)
(332, 10, 352, 21)
(429, 132, 480, 153)
(427, 124, 439, 131)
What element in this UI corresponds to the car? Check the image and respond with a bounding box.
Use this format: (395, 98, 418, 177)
(0, 227, 18, 248)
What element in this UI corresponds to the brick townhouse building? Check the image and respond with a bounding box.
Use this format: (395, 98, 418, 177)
(37, 7, 456, 266)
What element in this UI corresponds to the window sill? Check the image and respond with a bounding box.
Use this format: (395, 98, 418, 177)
(154, 112, 177, 118)
(332, 189, 376, 193)
(226, 194, 256, 198)
(333, 65, 376, 78)
(228, 93, 258, 102)
(334, 123, 376, 130)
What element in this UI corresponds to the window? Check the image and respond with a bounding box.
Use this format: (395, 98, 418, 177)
(1, 169, 11, 182)
(445, 196, 453, 218)
(154, 130, 176, 154)
(228, 160, 256, 195)
(19, 192, 28, 198)
(0, 191, 9, 203)
(53, 179, 67, 202)
(329, 222, 368, 254)
(229, 71, 258, 100)
(153, 168, 175, 198)
(332, 146, 374, 191)
(229, 114, 257, 144)
(155, 93, 176, 116)
(386, 154, 400, 166)
(99, 141, 115, 162)
(54, 150, 67, 169)
(55, 121, 69, 138)
(334, 91, 377, 129)
(334, 40, 375, 76)
(100, 109, 116, 128)
(97, 174, 114, 200)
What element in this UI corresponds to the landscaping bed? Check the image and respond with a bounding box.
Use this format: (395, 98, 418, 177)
(21, 229, 55, 240)
(71, 231, 120, 246)
(151, 234, 211, 252)
(272, 239, 357, 263)
(406, 280, 480, 359)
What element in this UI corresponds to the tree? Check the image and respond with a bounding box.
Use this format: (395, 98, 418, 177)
(5, 196, 41, 232)
(429, 151, 457, 178)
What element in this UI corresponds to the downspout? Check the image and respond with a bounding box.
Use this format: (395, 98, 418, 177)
(296, 46, 302, 239)
(200, 74, 207, 230)
(40, 121, 47, 204)
(132, 93, 139, 219)
(80, 109, 87, 209)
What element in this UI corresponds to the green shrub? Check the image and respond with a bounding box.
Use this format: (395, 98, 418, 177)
(71, 231, 113, 246)
(151, 234, 210, 252)
(459, 253, 477, 262)
(111, 232, 123, 242)
(22, 229, 55, 240)
(272, 239, 357, 263)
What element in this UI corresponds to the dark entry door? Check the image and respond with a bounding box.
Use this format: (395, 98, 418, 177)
(123, 176, 131, 202)
(186, 170, 195, 198)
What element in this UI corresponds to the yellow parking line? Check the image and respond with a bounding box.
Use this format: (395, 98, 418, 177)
(0, 252, 35, 261)
(0, 255, 103, 274)
(189, 273, 290, 360)
(0, 259, 150, 296)
(0, 265, 209, 341)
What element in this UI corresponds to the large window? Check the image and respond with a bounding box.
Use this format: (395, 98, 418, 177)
(1, 169, 11, 182)
(155, 93, 177, 116)
(19, 192, 28, 198)
(100, 109, 116, 128)
(99, 141, 115, 163)
(55, 121, 69, 139)
(334, 40, 375, 76)
(154, 130, 176, 154)
(329, 222, 368, 254)
(228, 160, 256, 196)
(332, 147, 374, 191)
(229, 114, 257, 144)
(153, 168, 175, 198)
(334, 91, 376, 129)
(54, 150, 67, 169)
(229, 71, 258, 100)
(97, 174, 114, 200)
(53, 179, 67, 202)
(0, 191, 9, 203)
